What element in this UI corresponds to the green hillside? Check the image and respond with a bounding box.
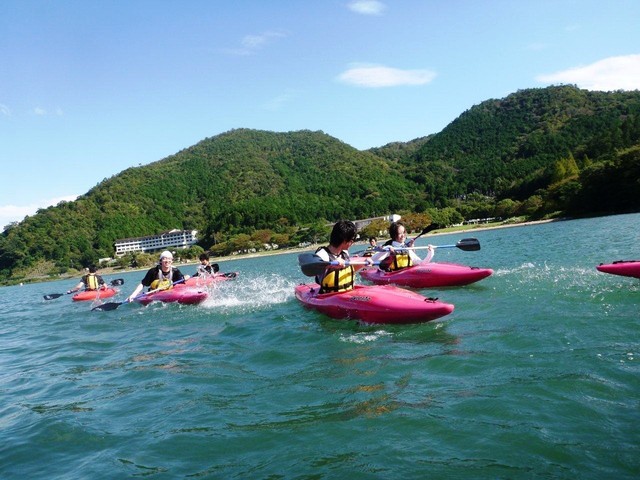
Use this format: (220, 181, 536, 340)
(1, 86, 639, 282)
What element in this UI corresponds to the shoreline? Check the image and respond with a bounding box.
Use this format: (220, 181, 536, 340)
(9, 218, 561, 286)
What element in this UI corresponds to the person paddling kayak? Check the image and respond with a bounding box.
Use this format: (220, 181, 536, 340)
(127, 250, 190, 302)
(67, 265, 106, 294)
(314, 220, 372, 293)
(376, 220, 434, 271)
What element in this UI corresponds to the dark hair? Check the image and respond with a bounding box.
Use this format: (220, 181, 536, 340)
(368, 237, 376, 242)
(329, 220, 358, 247)
(199, 253, 209, 261)
(88, 265, 97, 273)
(388, 221, 406, 241)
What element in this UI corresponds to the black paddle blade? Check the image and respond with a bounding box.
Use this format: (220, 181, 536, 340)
(43, 293, 65, 300)
(110, 278, 125, 286)
(457, 238, 481, 251)
(298, 253, 330, 277)
(223, 272, 237, 278)
(91, 301, 124, 312)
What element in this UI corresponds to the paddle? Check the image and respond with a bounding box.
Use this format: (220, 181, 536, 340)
(43, 278, 126, 300)
(355, 224, 440, 256)
(411, 223, 441, 242)
(298, 253, 379, 277)
(401, 238, 481, 252)
(91, 279, 185, 311)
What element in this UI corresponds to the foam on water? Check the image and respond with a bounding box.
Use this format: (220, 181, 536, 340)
(200, 273, 296, 312)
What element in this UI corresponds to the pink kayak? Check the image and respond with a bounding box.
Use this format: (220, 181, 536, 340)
(295, 283, 454, 324)
(184, 272, 238, 286)
(596, 260, 640, 279)
(72, 287, 118, 302)
(359, 262, 493, 288)
(135, 284, 209, 305)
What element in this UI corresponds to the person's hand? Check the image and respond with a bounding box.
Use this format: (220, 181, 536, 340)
(427, 244, 434, 251)
(407, 239, 415, 247)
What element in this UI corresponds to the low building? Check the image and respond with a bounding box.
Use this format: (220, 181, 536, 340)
(114, 229, 198, 257)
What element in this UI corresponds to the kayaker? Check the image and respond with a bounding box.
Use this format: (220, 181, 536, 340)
(361, 237, 378, 257)
(315, 220, 372, 293)
(377, 221, 434, 271)
(193, 252, 219, 277)
(127, 250, 189, 301)
(67, 265, 105, 293)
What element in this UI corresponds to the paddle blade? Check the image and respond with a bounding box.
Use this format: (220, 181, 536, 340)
(223, 272, 237, 278)
(298, 253, 330, 277)
(110, 278, 125, 286)
(43, 293, 65, 300)
(91, 301, 124, 312)
(456, 238, 481, 251)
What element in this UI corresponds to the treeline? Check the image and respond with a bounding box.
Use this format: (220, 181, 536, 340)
(1, 85, 639, 283)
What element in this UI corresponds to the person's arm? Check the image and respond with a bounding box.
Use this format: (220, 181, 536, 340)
(174, 268, 189, 282)
(97, 275, 105, 285)
(127, 283, 144, 302)
(422, 245, 435, 263)
(67, 281, 84, 294)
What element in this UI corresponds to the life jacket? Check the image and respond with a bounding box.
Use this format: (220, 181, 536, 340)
(150, 267, 174, 290)
(85, 273, 99, 290)
(362, 246, 377, 257)
(316, 246, 355, 294)
(385, 252, 413, 271)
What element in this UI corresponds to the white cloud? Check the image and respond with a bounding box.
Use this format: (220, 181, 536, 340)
(337, 64, 436, 87)
(536, 54, 640, 91)
(224, 30, 286, 56)
(348, 0, 386, 15)
(0, 104, 10, 116)
(0, 195, 79, 230)
(34, 107, 47, 115)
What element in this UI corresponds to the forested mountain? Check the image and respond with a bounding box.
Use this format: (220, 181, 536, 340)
(1, 85, 639, 282)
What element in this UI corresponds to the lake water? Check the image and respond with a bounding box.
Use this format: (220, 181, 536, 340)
(1, 213, 638, 479)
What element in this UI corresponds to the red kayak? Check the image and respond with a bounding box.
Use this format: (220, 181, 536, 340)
(596, 260, 640, 279)
(359, 262, 493, 288)
(295, 283, 454, 324)
(135, 284, 209, 305)
(72, 287, 118, 302)
(184, 272, 238, 286)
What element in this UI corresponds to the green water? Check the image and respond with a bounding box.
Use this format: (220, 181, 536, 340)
(1, 213, 638, 479)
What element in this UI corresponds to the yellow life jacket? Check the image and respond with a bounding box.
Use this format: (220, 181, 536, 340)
(386, 252, 412, 271)
(86, 273, 99, 290)
(150, 278, 172, 290)
(317, 247, 355, 293)
(320, 265, 355, 293)
(149, 267, 174, 290)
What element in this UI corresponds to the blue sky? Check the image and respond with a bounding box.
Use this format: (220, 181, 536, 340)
(1, 0, 639, 230)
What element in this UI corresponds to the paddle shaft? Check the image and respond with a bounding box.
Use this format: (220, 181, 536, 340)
(92, 278, 185, 311)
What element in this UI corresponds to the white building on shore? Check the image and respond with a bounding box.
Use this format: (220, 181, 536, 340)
(114, 229, 198, 257)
